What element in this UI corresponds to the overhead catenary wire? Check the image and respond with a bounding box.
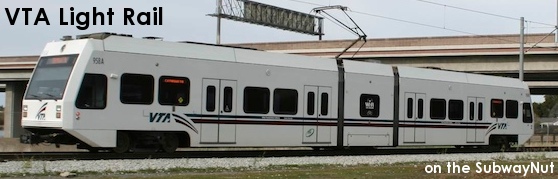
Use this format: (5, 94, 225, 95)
(281, 0, 522, 44)
(525, 28, 557, 53)
(417, 0, 557, 27)
(280, 0, 558, 54)
(347, 10, 519, 44)
(415, 1, 558, 51)
(319, 10, 361, 37)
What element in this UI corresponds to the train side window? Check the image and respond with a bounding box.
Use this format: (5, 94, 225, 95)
(417, 99, 424, 119)
(505, 100, 518, 119)
(120, 73, 154, 105)
(469, 102, 474, 120)
(223, 87, 233, 112)
(523, 103, 533, 123)
(360, 94, 380, 118)
(243, 87, 270, 114)
(75, 74, 107, 109)
(159, 76, 190, 106)
(430, 98, 446, 120)
(478, 103, 483, 121)
(206, 86, 216, 112)
(273, 89, 298, 115)
(307, 92, 315, 115)
(406, 98, 413, 119)
(321, 93, 329, 116)
(491, 99, 504, 118)
(448, 100, 464, 120)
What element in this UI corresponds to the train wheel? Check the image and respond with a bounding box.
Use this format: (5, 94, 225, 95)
(161, 133, 179, 153)
(113, 132, 131, 153)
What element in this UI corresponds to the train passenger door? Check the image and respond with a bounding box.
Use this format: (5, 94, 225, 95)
(302, 86, 332, 144)
(403, 93, 426, 143)
(200, 79, 237, 144)
(467, 97, 485, 143)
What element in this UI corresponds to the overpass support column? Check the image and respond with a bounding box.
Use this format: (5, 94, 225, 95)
(4, 81, 26, 138)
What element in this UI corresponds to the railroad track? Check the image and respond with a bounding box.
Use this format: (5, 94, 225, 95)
(2, 146, 552, 161)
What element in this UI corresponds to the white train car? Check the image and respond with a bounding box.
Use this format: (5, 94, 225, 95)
(20, 33, 533, 153)
(396, 66, 533, 147)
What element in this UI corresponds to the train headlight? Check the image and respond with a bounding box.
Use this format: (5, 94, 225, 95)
(56, 105, 61, 118)
(22, 105, 27, 117)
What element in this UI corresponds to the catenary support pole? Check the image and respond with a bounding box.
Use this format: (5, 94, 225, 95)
(519, 17, 525, 81)
(216, 0, 222, 44)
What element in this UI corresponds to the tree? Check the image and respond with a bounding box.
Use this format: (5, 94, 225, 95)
(533, 95, 558, 118)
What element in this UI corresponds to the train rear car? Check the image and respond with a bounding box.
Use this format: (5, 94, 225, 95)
(396, 66, 534, 148)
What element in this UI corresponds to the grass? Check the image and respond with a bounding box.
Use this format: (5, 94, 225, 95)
(83, 160, 558, 179)
(6, 163, 558, 178)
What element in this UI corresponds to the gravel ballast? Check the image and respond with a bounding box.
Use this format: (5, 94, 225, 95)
(0, 152, 555, 175)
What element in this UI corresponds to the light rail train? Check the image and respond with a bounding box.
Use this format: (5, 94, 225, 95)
(20, 33, 534, 153)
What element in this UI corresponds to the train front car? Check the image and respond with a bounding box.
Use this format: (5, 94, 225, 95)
(20, 37, 101, 149)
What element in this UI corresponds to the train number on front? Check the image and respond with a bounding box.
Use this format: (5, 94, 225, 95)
(93, 57, 104, 64)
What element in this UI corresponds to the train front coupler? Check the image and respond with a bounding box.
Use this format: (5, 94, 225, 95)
(20, 133, 43, 144)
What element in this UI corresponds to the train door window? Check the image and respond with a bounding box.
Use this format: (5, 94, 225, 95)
(223, 87, 233, 112)
(505, 100, 518, 119)
(406, 98, 413, 119)
(523, 103, 533, 123)
(307, 92, 315, 115)
(490, 99, 504, 118)
(478, 103, 483, 121)
(360, 94, 380, 117)
(469, 102, 474, 120)
(159, 76, 190, 106)
(75, 74, 107, 109)
(430, 98, 446, 120)
(243, 87, 270, 114)
(273, 89, 298, 115)
(206, 86, 216, 112)
(417, 99, 424, 119)
(321, 93, 329, 115)
(448, 100, 464, 120)
(120, 73, 154, 104)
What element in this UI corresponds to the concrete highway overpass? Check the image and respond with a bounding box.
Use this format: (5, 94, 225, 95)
(1, 33, 557, 138)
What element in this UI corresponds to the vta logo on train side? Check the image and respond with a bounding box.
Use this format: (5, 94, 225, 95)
(149, 112, 171, 123)
(485, 123, 509, 136)
(148, 112, 199, 134)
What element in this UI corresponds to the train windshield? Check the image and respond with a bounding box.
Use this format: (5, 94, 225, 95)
(25, 55, 78, 100)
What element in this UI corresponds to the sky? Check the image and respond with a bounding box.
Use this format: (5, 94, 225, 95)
(0, 0, 555, 103)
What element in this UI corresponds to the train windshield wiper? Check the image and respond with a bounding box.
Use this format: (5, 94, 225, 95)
(43, 93, 59, 101)
(44, 93, 56, 98)
(28, 94, 44, 101)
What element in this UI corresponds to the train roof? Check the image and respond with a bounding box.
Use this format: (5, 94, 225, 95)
(51, 33, 527, 90)
(343, 60, 394, 77)
(99, 35, 339, 72)
(397, 66, 527, 89)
